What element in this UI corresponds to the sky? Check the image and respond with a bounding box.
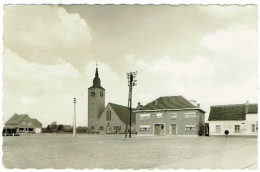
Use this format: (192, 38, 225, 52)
(2, 5, 258, 127)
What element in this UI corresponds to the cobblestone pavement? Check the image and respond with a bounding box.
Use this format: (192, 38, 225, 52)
(2, 134, 257, 169)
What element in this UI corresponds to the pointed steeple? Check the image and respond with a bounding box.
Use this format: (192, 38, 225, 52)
(89, 61, 104, 89)
(95, 61, 99, 77)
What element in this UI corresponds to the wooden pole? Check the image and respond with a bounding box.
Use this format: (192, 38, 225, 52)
(73, 98, 76, 137)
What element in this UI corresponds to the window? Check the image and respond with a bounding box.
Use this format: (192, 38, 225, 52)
(252, 124, 256, 132)
(28, 122, 31, 126)
(114, 126, 121, 131)
(235, 125, 240, 133)
(170, 113, 177, 120)
(140, 125, 150, 131)
(106, 110, 111, 121)
(185, 113, 197, 118)
(91, 92, 95, 97)
(22, 122, 26, 125)
(185, 125, 196, 131)
(256, 121, 258, 132)
(140, 114, 150, 120)
(91, 126, 95, 130)
(100, 92, 103, 97)
(99, 126, 104, 130)
(156, 113, 163, 119)
(216, 125, 221, 133)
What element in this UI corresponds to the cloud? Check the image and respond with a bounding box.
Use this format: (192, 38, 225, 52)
(3, 49, 120, 127)
(137, 55, 217, 82)
(3, 5, 92, 68)
(199, 24, 257, 82)
(128, 24, 257, 120)
(3, 49, 83, 126)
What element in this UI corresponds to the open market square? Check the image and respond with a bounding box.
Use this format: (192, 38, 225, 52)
(2, 134, 257, 169)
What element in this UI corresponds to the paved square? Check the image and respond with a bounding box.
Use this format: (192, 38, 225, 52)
(2, 134, 257, 169)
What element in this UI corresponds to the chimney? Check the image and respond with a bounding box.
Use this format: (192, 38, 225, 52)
(137, 102, 142, 110)
(197, 103, 200, 108)
(245, 101, 249, 114)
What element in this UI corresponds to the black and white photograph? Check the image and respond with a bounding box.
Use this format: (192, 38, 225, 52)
(1, 1, 258, 170)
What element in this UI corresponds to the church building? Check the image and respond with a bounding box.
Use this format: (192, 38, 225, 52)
(88, 66, 136, 133)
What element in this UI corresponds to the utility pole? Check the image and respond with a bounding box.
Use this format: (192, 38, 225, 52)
(127, 71, 137, 138)
(73, 97, 76, 137)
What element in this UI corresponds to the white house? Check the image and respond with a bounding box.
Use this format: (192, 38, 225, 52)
(208, 102, 258, 136)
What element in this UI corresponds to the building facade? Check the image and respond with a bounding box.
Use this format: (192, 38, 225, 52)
(208, 102, 258, 136)
(134, 96, 206, 136)
(5, 114, 42, 133)
(88, 67, 105, 130)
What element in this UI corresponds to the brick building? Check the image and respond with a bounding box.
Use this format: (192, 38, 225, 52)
(208, 102, 258, 136)
(134, 96, 206, 136)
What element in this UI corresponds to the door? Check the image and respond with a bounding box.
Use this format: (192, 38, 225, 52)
(154, 124, 164, 135)
(154, 124, 160, 135)
(171, 124, 177, 135)
(35, 128, 41, 133)
(106, 125, 112, 133)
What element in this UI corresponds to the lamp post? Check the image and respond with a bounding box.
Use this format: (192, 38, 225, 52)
(73, 98, 76, 137)
(127, 71, 137, 138)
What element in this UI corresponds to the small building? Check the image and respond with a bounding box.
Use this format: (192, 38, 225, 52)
(208, 102, 258, 136)
(134, 96, 206, 136)
(5, 114, 42, 133)
(95, 103, 135, 134)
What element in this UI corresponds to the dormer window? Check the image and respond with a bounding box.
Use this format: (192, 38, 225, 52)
(91, 92, 95, 97)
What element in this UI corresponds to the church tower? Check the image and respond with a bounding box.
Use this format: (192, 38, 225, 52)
(88, 64, 105, 131)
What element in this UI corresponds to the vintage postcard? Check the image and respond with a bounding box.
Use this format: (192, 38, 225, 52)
(1, 1, 258, 170)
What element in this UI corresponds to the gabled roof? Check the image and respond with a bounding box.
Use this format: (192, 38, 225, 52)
(137, 96, 203, 112)
(208, 103, 258, 121)
(31, 118, 42, 126)
(108, 103, 136, 125)
(5, 114, 29, 125)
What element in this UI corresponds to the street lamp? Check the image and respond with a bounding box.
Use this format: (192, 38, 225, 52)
(126, 71, 137, 138)
(73, 98, 76, 137)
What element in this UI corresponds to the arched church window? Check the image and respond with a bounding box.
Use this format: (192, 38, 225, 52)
(106, 109, 111, 121)
(91, 91, 95, 97)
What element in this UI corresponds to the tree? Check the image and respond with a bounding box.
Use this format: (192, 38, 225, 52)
(50, 121, 58, 132)
(58, 125, 64, 132)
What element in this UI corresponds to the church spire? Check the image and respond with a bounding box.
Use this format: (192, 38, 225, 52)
(90, 61, 104, 89)
(95, 61, 99, 77)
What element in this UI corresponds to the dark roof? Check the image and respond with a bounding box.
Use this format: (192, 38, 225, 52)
(138, 96, 199, 111)
(5, 114, 42, 126)
(208, 103, 258, 121)
(31, 119, 42, 126)
(109, 103, 136, 125)
(5, 114, 29, 125)
(88, 67, 105, 90)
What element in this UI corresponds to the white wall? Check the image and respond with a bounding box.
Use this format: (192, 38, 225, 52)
(209, 114, 258, 136)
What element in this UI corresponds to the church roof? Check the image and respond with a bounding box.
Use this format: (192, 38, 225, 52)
(108, 103, 136, 125)
(208, 103, 258, 121)
(137, 96, 204, 112)
(89, 67, 105, 89)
